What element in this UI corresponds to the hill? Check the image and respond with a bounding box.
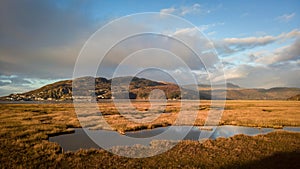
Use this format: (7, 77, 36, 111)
(287, 94, 300, 101)
(213, 87, 300, 100)
(1, 76, 201, 101)
(195, 83, 240, 89)
(1, 76, 300, 101)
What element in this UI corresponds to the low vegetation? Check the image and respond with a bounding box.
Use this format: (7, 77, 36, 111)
(0, 100, 299, 168)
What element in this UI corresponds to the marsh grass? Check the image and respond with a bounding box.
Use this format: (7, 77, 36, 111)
(0, 100, 300, 168)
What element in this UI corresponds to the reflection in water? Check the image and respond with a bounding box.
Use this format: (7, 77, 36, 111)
(49, 125, 300, 152)
(210, 125, 274, 139)
(126, 125, 275, 140)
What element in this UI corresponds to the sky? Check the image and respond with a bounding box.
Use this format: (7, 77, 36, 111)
(0, 0, 300, 96)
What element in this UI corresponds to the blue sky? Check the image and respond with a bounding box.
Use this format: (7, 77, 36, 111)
(0, 0, 299, 96)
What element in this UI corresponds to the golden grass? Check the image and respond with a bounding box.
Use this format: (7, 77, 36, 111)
(220, 100, 300, 128)
(0, 100, 300, 168)
(82, 100, 300, 132)
(1, 100, 300, 134)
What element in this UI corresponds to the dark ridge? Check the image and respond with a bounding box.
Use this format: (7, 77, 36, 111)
(1, 76, 300, 101)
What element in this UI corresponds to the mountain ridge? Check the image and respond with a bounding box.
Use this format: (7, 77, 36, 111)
(1, 76, 300, 101)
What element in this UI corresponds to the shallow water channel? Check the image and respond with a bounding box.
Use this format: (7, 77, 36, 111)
(49, 125, 300, 152)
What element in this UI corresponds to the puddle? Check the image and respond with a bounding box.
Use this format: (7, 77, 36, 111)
(49, 128, 100, 151)
(49, 125, 300, 152)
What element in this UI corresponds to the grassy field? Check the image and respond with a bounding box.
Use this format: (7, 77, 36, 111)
(0, 100, 300, 168)
(80, 100, 300, 132)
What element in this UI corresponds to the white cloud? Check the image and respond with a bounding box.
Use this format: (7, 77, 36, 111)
(169, 28, 300, 87)
(173, 27, 198, 36)
(210, 64, 250, 83)
(215, 29, 300, 55)
(160, 3, 203, 16)
(223, 36, 275, 46)
(160, 7, 176, 15)
(253, 38, 300, 65)
(224, 65, 251, 80)
(180, 3, 201, 16)
(276, 13, 296, 22)
(198, 22, 224, 32)
(235, 65, 300, 88)
(212, 29, 300, 88)
(223, 29, 300, 46)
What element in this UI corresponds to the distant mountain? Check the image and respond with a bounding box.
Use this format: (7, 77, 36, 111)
(216, 87, 300, 100)
(1, 76, 299, 101)
(0, 76, 201, 101)
(196, 83, 240, 89)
